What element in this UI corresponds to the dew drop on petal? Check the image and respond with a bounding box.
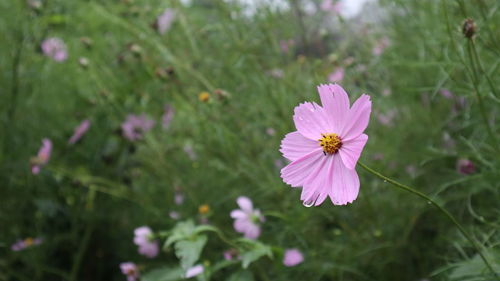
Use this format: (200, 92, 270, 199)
(303, 200, 314, 208)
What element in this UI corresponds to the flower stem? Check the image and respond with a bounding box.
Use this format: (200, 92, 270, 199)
(358, 162, 498, 279)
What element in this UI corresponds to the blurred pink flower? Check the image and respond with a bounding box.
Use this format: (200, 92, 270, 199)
(185, 265, 204, 278)
(174, 193, 184, 205)
(41, 38, 68, 62)
(121, 114, 155, 141)
(382, 88, 391, 97)
(68, 119, 91, 144)
(372, 37, 390, 56)
(457, 159, 475, 175)
(169, 211, 180, 220)
(223, 248, 240, 261)
(31, 138, 52, 174)
(230, 196, 265, 239)
(320, 0, 341, 13)
(376, 109, 397, 127)
(157, 8, 175, 34)
(406, 165, 417, 178)
(120, 262, 139, 281)
(274, 158, 286, 169)
(328, 68, 344, 83)
(266, 127, 276, 136)
(283, 248, 304, 267)
(280, 84, 372, 206)
(439, 88, 454, 99)
(372, 153, 384, 161)
(162, 105, 174, 129)
(133, 226, 159, 258)
(279, 39, 295, 53)
(11, 237, 43, 251)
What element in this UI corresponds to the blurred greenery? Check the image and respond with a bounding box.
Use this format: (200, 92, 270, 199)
(1, 0, 499, 280)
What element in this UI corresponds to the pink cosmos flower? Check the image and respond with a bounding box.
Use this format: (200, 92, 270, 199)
(230, 196, 265, 239)
(11, 237, 43, 251)
(280, 84, 372, 206)
(185, 265, 204, 278)
(68, 119, 91, 144)
(120, 262, 139, 281)
(31, 139, 52, 174)
(121, 114, 155, 141)
(320, 0, 342, 13)
(133, 226, 159, 258)
(457, 159, 475, 175)
(283, 248, 304, 267)
(41, 38, 68, 62)
(157, 8, 175, 35)
(328, 68, 344, 83)
(162, 105, 174, 129)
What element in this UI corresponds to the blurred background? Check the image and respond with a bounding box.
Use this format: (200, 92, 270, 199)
(1, 0, 499, 280)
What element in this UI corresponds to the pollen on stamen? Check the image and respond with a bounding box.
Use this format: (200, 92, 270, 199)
(318, 133, 342, 155)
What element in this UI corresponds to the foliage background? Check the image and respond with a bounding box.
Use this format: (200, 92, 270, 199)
(1, 0, 499, 280)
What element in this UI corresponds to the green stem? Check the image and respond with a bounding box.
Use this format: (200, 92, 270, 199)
(358, 162, 498, 279)
(465, 41, 499, 153)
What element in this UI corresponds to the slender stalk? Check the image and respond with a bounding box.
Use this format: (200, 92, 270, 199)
(358, 162, 498, 279)
(465, 41, 499, 153)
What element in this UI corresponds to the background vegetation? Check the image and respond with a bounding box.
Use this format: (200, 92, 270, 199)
(1, 0, 499, 280)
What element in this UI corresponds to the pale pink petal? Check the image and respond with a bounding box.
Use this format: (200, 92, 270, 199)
(236, 196, 253, 212)
(293, 102, 331, 140)
(300, 154, 332, 206)
(329, 155, 360, 205)
(280, 131, 318, 161)
(341, 94, 371, 141)
(317, 84, 350, 134)
(243, 223, 261, 239)
(339, 134, 368, 170)
(234, 219, 252, 233)
(185, 265, 204, 278)
(283, 249, 304, 267)
(281, 148, 324, 187)
(32, 165, 41, 174)
(230, 210, 247, 219)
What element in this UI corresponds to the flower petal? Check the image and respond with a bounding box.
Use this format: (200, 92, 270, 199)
(339, 134, 368, 170)
(317, 84, 350, 133)
(341, 94, 371, 141)
(243, 223, 261, 239)
(281, 148, 324, 187)
(236, 196, 253, 212)
(230, 210, 247, 219)
(329, 155, 360, 205)
(293, 102, 331, 140)
(300, 155, 333, 206)
(280, 131, 318, 161)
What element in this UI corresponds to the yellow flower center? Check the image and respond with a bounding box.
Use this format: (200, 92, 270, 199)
(198, 92, 210, 102)
(319, 133, 342, 155)
(24, 237, 34, 246)
(198, 204, 210, 215)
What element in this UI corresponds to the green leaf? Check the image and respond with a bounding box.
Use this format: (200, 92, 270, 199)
(174, 235, 207, 270)
(141, 267, 184, 281)
(164, 220, 197, 249)
(238, 239, 273, 269)
(226, 270, 254, 281)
